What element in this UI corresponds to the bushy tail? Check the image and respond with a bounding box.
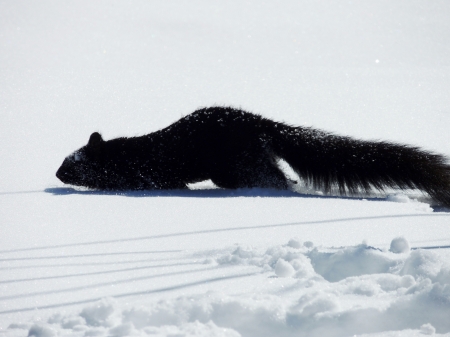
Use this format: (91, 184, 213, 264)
(270, 123, 450, 206)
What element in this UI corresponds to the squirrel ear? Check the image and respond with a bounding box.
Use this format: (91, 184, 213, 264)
(88, 132, 103, 147)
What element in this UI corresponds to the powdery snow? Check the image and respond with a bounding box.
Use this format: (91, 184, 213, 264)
(1, 0, 450, 336)
(4, 238, 450, 337)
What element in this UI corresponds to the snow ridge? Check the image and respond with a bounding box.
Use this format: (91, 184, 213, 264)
(7, 238, 450, 337)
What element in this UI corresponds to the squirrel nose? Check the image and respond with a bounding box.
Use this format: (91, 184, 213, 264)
(56, 167, 65, 181)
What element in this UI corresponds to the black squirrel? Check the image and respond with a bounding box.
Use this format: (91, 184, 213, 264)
(56, 106, 450, 206)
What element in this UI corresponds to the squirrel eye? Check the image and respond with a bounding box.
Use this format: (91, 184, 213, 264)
(74, 153, 81, 161)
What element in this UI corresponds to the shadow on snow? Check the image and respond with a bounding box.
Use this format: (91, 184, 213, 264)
(0, 272, 258, 315)
(0, 214, 449, 255)
(44, 186, 378, 200)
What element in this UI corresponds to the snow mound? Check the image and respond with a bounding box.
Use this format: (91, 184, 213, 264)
(27, 324, 57, 337)
(7, 238, 450, 337)
(79, 298, 118, 327)
(217, 238, 428, 282)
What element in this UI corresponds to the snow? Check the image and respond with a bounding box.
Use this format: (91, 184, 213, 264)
(274, 259, 296, 277)
(421, 324, 437, 335)
(1, 0, 450, 336)
(4, 239, 450, 336)
(389, 237, 410, 254)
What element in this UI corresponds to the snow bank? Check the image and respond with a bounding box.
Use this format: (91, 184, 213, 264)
(7, 238, 450, 337)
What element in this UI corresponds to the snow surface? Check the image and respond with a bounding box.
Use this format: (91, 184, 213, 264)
(1, 1, 450, 336)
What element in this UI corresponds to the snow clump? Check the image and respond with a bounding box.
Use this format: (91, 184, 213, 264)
(420, 323, 436, 335)
(27, 324, 57, 337)
(389, 236, 410, 254)
(387, 194, 412, 203)
(386, 194, 433, 212)
(274, 258, 296, 277)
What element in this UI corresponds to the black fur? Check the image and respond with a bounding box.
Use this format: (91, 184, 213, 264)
(56, 106, 450, 206)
